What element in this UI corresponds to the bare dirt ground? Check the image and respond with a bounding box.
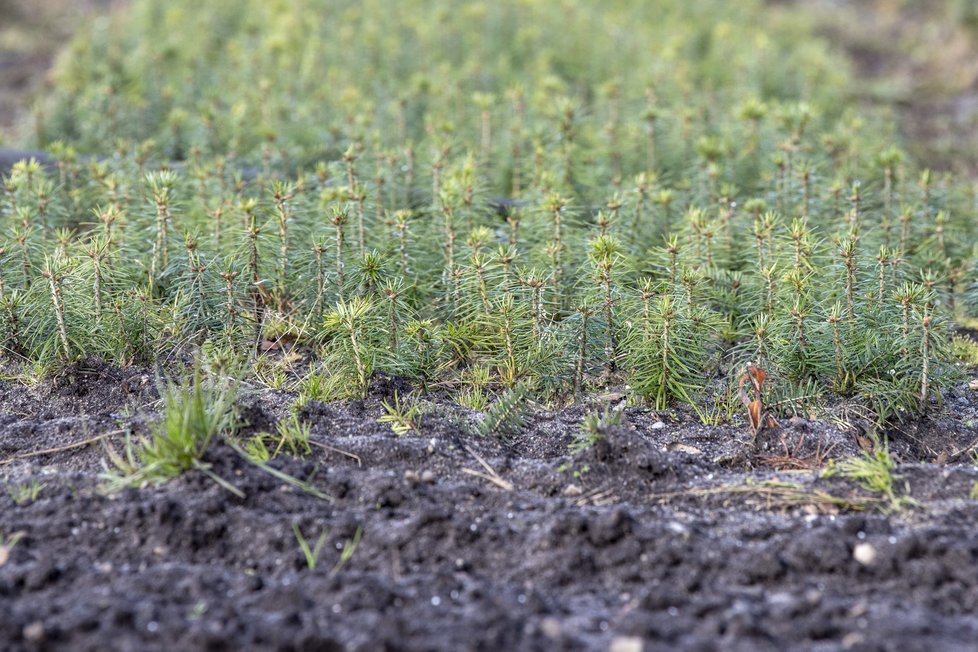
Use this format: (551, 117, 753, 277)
(3, 363, 978, 650)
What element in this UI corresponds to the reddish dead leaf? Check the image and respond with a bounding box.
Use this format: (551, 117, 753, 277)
(748, 399, 762, 433)
(748, 365, 766, 394)
(739, 363, 777, 435)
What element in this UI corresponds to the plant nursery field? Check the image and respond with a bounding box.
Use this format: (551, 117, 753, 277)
(4, 0, 978, 650)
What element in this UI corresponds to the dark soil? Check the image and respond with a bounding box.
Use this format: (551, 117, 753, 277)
(3, 363, 978, 651)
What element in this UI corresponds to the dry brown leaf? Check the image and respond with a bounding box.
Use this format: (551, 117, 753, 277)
(748, 399, 762, 432)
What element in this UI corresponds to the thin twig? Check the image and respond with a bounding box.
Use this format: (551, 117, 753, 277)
(461, 467, 514, 491)
(461, 444, 513, 490)
(309, 439, 362, 466)
(0, 430, 122, 466)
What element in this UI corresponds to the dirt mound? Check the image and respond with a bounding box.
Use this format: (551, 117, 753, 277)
(3, 373, 978, 650)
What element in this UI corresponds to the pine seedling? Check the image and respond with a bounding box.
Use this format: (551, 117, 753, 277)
(898, 205, 913, 255)
(147, 170, 177, 294)
(847, 181, 861, 237)
(506, 206, 522, 248)
(555, 96, 577, 187)
(875, 245, 892, 306)
(662, 234, 681, 289)
(328, 204, 349, 299)
(84, 236, 110, 325)
(352, 181, 368, 259)
(878, 146, 901, 220)
(826, 302, 851, 392)
(626, 294, 712, 409)
(40, 256, 72, 361)
(311, 238, 326, 321)
(919, 169, 933, 235)
(404, 319, 443, 391)
(919, 311, 934, 412)
(788, 218, 813, 278)
(271, 180, 295, 302)
(636, 278, 657, 336)
(47, 223, 70, 261)
(440, 184, 461, 309)
(631, 172, 652, 246)
(655, 188, 675, 236)
(589, 234, 622, 379)
(826, 444, 912, 512)
(495, 244, 517, 289)
(546, 192, 568, 310)
(393, 209, 411, 275)
(349, 250, 390, 297)
(219, 263, 242, 342)
(11, 219, 33, 288)
(485, 292, 520, 386)
(323, 296, 376, 398)
(520, 269, 548, 338)
(381, 277, 406, 354)
(0, 289, 24, 355)
(93, 205, 122, 258)
(895, 282, 924, 347)
(754, 211, 777, 270)
(643, 87, 659, 174)
(838, 236, 859, 333)
(476, 380, 531, 438)
(573, 301, 595, 397)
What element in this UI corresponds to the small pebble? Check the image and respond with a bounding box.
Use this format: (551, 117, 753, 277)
(23, 622, 45, 643)
(610, 636, 644, 652)
(563, 484, 582, 497)
(853, 543, 877, 566)
(788, 416, 809, 430)
(403, 470, 420, 485)
(540, 617, 562, 640)
(420, 470, 435, 484)
(650, 421, 666, 430)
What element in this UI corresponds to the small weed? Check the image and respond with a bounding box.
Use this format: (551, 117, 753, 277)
(0, 530, 25, 566)
(188, 601, 208, 621)
(291, 523, 363, 574)
(292, 522, 329, 570)
(454, 386, 489, 411)
(378, 392, 425, 435)
(573, 465, 590, 480)
(101, 370, 242, 497)
(952, 335, 978, 367)
(330, 526, 363, 576)
(570, 403, 625, 452)
(6, 479, 44, 506)
(824, 444, 914, 511)
(270, 414, 312, 458)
